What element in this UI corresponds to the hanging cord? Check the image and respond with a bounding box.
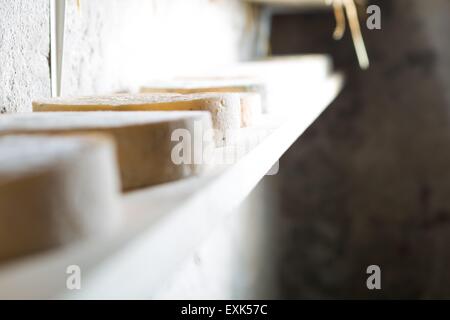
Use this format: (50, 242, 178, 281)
(332, 0, 346, 40)
(327, 0, 369, 69)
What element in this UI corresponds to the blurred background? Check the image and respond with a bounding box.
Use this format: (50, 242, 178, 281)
(2, 0, 450, 299)
(273, 0, 450, 299)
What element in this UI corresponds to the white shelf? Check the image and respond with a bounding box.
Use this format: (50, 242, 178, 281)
(0, 74, 343, 300)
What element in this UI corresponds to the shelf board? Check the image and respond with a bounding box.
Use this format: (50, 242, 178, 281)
(0, 73, 343, 299)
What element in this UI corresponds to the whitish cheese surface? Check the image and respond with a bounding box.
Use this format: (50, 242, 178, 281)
(33, 93, 241, 146)
(140, 80, 264, 127)
(141, 78, 265, 95)
(0, 135, 121, 263)
(0, 112, 214, 190)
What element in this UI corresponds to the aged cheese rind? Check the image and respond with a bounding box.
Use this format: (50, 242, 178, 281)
(0, 135, 121, 263)
(141, 79, 265, 123)
(141, 79, 265, 95)
(141, 79, 267, 110)
(0, 112, 214, 191)
(33, 94, 240, 146)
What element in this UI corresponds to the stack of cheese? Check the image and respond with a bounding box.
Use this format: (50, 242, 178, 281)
(0, 76, 268, 262)
(0, 56, 334, 264)
(33, 93, 261, 147)
(0, 135, 121, 262)
(0, 112, 213, 191)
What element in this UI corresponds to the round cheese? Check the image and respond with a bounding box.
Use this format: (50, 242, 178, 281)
(33, 93, 241, 146)
(0, 135, 121, 263)
(140, 81, 263, 128)
(0, 112, 214, 191)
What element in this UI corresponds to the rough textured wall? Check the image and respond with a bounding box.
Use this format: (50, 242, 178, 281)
(62, 0, 258, 96)
(271, 0, 450, 298)
(0, 0, 50, 113)
(0, 0, 258, 112)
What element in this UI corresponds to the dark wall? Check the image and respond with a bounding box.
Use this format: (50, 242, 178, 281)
(272, 0, 450, 298)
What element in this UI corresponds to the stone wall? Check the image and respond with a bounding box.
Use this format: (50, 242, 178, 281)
(62, 0, 258, 96)
(0, 0, 258, 113)
(0, 0, 50, 114)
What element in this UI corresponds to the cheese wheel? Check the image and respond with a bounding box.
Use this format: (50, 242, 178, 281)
(0, 112, 214, 191)
(141, 78, 265, 95)
(33, 93, 241, 146)
(140, 81, 263, 127)
(0, 135, 121, 263)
